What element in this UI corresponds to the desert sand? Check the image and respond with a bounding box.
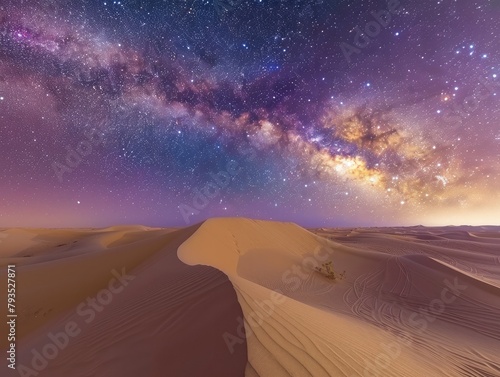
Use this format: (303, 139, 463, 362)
(1, 218, 500, 376)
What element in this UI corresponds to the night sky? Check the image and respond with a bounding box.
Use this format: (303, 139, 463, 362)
(0, 0, 499, 228)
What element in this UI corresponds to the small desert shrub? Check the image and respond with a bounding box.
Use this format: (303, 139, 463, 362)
(315, 261, 346, 281)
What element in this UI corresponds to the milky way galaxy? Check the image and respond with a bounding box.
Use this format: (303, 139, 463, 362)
(0, 0, 499, 227)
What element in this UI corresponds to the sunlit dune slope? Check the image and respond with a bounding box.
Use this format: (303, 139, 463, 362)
(179, 218, 500, 377)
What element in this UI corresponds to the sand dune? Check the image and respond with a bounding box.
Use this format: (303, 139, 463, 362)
(179, 218, 500, 377)
(1, 218, 500, 376)
(1, 225, 246, 377)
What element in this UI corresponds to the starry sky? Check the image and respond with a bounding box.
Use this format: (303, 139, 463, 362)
(0, 0, 499, 228)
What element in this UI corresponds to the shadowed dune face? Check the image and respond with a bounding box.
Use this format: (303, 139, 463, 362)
(1, 225, 247, 377)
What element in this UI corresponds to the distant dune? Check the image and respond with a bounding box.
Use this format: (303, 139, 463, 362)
(1, 219, 500, 376)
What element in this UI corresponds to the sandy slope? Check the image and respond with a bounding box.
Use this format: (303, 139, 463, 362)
(1, 219, 500, 377)
(179, 218, 500, 377)
(1, 225, 247, 377)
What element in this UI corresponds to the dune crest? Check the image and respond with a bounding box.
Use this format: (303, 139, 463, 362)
(179, 218, 500, 377)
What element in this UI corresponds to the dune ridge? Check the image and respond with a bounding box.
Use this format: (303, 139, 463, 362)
(179, 218, 500, 377)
